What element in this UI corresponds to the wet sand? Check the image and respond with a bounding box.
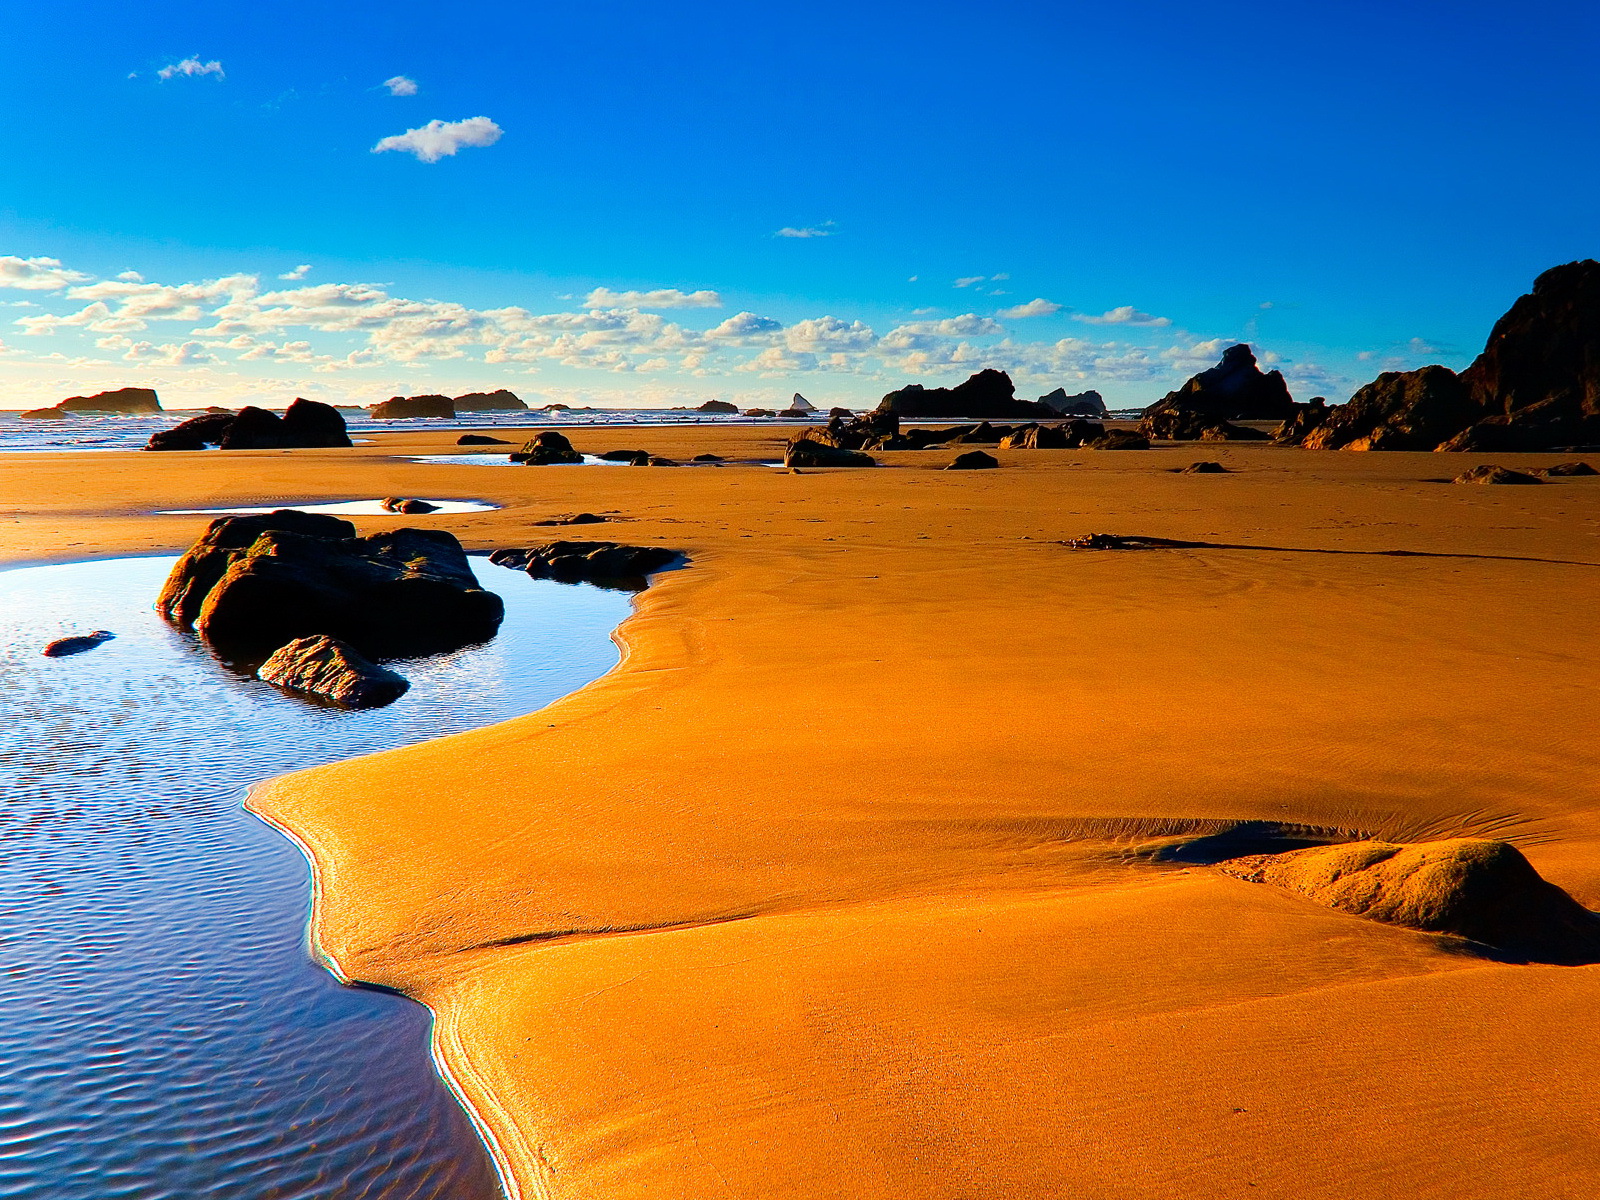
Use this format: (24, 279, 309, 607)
(6, 425, 1600, 1198)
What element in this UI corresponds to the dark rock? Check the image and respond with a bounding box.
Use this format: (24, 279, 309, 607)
(1089, 430, 1150, 450)
(1219, 838, 1600, 964)
(1179, 461, 1229, 474)
(56, 387, 162, 415)
(942, 421, 1010, 445)
(1273, 397, 1331, 444)
(1064, 533, 1140, 549)
(204, 406, 233, 415)
(1139, 344, 1296, 441)
(999, 423, 1070, 449)
(1062, 420, 1106, 447)
(490, 541, 679, 591)
(644, 456, 681, 466)
(1038, 388, 1107, 417)
(817, 409, 899, 450)
(874, 369, 1055, 420)
(510, 431, 583, 465)
(19, 406, 66, 420)
(158, 512, 503, 659)
(371, 394, 455, 420)
(1453, 464, 1542, 485)
(257, 635, 410, 708)
(457, 434, 512, 446)
(532, 512, 607, 526)
(381, 497, 441, 514)
(541, 403, 570, 411)
(946, 450, 998, 470)
(784, 436, 877, 468)
(743, 408, 777, 417)
(1301, 367, 1475, 451)
(145, 412, 237, 451)
(828, 407, 854, 419)
(691, 454, 725, 462)
(42, 630, 115, 657)
(1143, 405, 1275, 443)
(1198, 422, 1270, 442)
(597, 449, 650, 462)
(453, 389, 526, 412)
(697, 400, 739, 413)
(1536, 461, 1599, 477)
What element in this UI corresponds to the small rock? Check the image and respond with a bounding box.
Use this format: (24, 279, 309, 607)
(1453, 464, 1543, 485)
(457, 434, 511, 446)
(381, 497, 441, 514)
(1064, 533, 1137, 549)
(257, 635, 410, 708)
(1536, 461, 1598, 477)
(42, 631, 115, 657)
(692, 454, 725, 462)
(597, 449, 650, 462)
(532, 512, 607, 526)
(946, 450, 999, 470)
(510, 431, 583, 465)
(1180, 461, 1228, 474)
(645, 456, 681, 466)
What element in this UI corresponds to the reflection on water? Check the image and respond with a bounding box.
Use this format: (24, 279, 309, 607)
(0, 556, 633, 1199)
(156, 498, 499, 516)
(402, 453, 625, 467)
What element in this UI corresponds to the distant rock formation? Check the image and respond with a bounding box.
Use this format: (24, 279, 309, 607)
(510, 431, 583, 464)
(18, 406, 66, 420)
(453, 389, 527, 412)
(371, 394, 455, 420)
(697, 400, 739, 413)
(874, 369, 1057, 420)
(1220, 838, 1600, 964)
(1038, 388, 1107, 417)
(1139, 345, 1296, 441)
(743, 408, 777, 417)
(145, 399, 351, 451)
(257, 635, 410, 708)
(159, 511, 503, 659)
(24, 387, 162, 418)
(786, 393, 816, 413)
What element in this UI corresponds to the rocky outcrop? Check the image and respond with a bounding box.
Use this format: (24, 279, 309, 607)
(57, 387, 163, 415)
(946, 450, 998, 470)
(1143, 406, 1270, 442)
(1453, 465, 1542, 485)
(381, 497, 441, 513)
(18, 406, 67, 420)
(457, 434, 511, 445)
(510, 431, 583, 465)
(371, 394, 455, 420)
(1038, 388, 1107, 417)
(786, 393, 816, 414)
(257, 635, 410, 708)
(158, 511, 503, 659)
(1140, 345, 1296, 443)
(1300, 367, 1475, 451)
(490, 541, 679, 590)
(1219, 838, 1600, 963)
(146, 399, 351, 451)
(453, 389, 526, 412)
(697, 400, 739, 413)
(784, 434, 876, 467)
(874, 369, 1056, 420)
(1272, 397, 1331, 444)
(42, 630, 115, 657)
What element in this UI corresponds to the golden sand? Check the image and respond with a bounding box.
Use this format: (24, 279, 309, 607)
(6, 425, 1600, 1198)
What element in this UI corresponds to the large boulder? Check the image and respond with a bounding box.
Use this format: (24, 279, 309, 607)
(510, 430, 583, 465)
(1038, 388, 1107, 417)
(145, 412, 238, 451)
(874, 369, 1056, 420)
(56, 387, 162, 415)
(158, 511, 503, 659)
(371, 394, 455, 420)
(784, 432, 877, 467)
(1220, 838, 1600, 964)
(257, 635, 410, 708)
(453, 389, 526, 412)
(1140, 345, 1296, 441)
(1300, 367, 1475, 450)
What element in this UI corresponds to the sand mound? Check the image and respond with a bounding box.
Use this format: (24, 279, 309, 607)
(1221, 838, 1600, 963)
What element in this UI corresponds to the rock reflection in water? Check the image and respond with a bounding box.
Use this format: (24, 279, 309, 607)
(0, 555, 633, 1200)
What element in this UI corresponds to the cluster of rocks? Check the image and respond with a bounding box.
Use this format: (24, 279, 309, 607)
(370, 389, 528, 419)
(144, 399, 351, 451)
(22, 387, 163, 419)
(1278, 260, 1600, 452)
(490, 541, 679, 591)
(158, 510, 503, 707)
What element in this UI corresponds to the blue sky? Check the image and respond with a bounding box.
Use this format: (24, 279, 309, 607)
(1, 0, 1596, 409)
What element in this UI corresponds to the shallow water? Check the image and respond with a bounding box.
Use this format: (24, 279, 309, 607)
(156, 498, 499, 516)
(0, 555, 634, 1199)
(402, 453, 627, 467)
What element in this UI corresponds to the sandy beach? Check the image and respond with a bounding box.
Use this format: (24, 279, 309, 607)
(6, 426, 1600, 1197)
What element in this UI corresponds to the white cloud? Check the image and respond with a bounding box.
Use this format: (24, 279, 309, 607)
(706, 311, 782, 338)
(997, 298, 1061, 319)
(0, 256, 92, 291)
(582, 287, 721, 310)
(1075, 305, 1172, 327)
(278, 264, 312, 281)
(774, 224, 834, 238)
(383, 76, 419, 96)
(115, 270, 144, 282)
(953, 276, 987, 288)
(158, 58, 224, 81)
(991, 273, 1010, 281)
(372, 116, 503, 163)
(784, 316, 875, 353)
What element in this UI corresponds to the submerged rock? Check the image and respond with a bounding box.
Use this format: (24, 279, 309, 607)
(597, 449, 650, 462)
(946, 450, 999, 470)
(1453, 464, 1543, 485)
(42, 630, 115, 657)
(510, 431, 583, 465)
(371, 394, 455, 420)
(158, 511, 503, 659)
(691, 454, 725, 462)
(257, 635, 410, 708)
(1219, 838, 1600, 963)
(490, 541, 678, 590)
